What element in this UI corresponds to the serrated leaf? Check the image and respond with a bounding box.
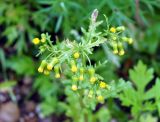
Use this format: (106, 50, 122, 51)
(119, 61, 157, 118)
(129, 61, 153, 92)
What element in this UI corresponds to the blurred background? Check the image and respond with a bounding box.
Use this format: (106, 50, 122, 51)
(0, 0, 160, 122)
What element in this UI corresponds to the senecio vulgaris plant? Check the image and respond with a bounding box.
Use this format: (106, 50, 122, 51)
(32, 9, 133, 118)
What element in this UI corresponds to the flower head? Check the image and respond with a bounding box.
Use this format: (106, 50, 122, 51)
(72, 85, 78, 91)
(55, 73, 60, 78)
(38, 67, 43, 73)
(110, 27, 116, 33)
(90, 76, 96, 84)
(32, 38, 40, 45)
(71, 65, 78, 73)
(100, 81, 107, 89)
(47, 57, 59, 71)
(119, 49, 125, 56)
(73, 52, 80, 59)
(97, 95, 104, 103)
(79, 75, 84, 81)
(44, 70, 50, 75)
(128, 38, 133, 44)
(38, 60, 47, 73)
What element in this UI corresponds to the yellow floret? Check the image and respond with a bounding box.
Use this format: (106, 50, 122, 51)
(47, 64, 53, 71)
(44, 70, 50, 75)
(97, 95, 104, 103)
(113, 49, 118, 54)
(71, 65, 78, 73)
(90, 76, 96, 84)
(73, 52, 80, 59)
(32, 38, 40, 45)
(71, 85, 78, 91)
(100, 81, 107, 89)
(128, 38, 133, 44)
(119, 50, 125, 56)
(79, 75, 84, 81)
(55, 73, 60, 78)
(38, 67, 43, 73)
(110, 27, 116, 33)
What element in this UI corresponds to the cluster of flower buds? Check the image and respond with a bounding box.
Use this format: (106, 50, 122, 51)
(109, 26, 133, 56)
(32, 33, 49, 53)
(32, 33, 46, 45)
(37, 57, 60, 78)
(69, 52, 110, 103)
(33, 34, 111, 103)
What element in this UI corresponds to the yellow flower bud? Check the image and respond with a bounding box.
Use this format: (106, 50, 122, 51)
(47, 64, 53, 71)
(55, 73, 60, 78)
(47, 58, 59, 71)
(71, 65, 78, 73)
(97, 95, 104, 103)
(90, 76, 96, 84)
(113, 49, 118, 54)
(119, 49, 125, 56)
(73, 52, 80, 59)
(44, 70, 50, 75)
(38, 67, 43, 73)
(41, 33, 46, 43)
(32, 38, 40, 45)
(128, 38, 133, 44)
(71, 85, 78, 91)
(38, 60, 47, 73)
(79, 75, 84, 81)
(100, 81, 107, 89)
(110, 27, 116, 33)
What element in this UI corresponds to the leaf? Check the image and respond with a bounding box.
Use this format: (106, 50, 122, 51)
(103, 79, 131, 98)
(39, 97, 58, 117)
(0, 80, 16, 91)
(146, 78, 160, 116)
(55, 15, 63, 33)
(119, 61, 157, 118)
(6, 55, 35, 75)
(129, 60, 154, 92)
(95, 107, 111, 122)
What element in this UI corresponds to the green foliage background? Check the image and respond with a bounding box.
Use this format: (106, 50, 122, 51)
(0, 0, 160, 122)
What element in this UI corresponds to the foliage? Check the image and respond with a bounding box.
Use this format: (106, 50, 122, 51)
(6, 55, 35, 76)
(0, 0, 160, 122)
(119, 61, 160, 121)
(32, 9, 132, 119)
(0, 80, 16, 92)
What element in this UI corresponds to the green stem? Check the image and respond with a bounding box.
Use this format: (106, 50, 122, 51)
(79, 90, 88, 122)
